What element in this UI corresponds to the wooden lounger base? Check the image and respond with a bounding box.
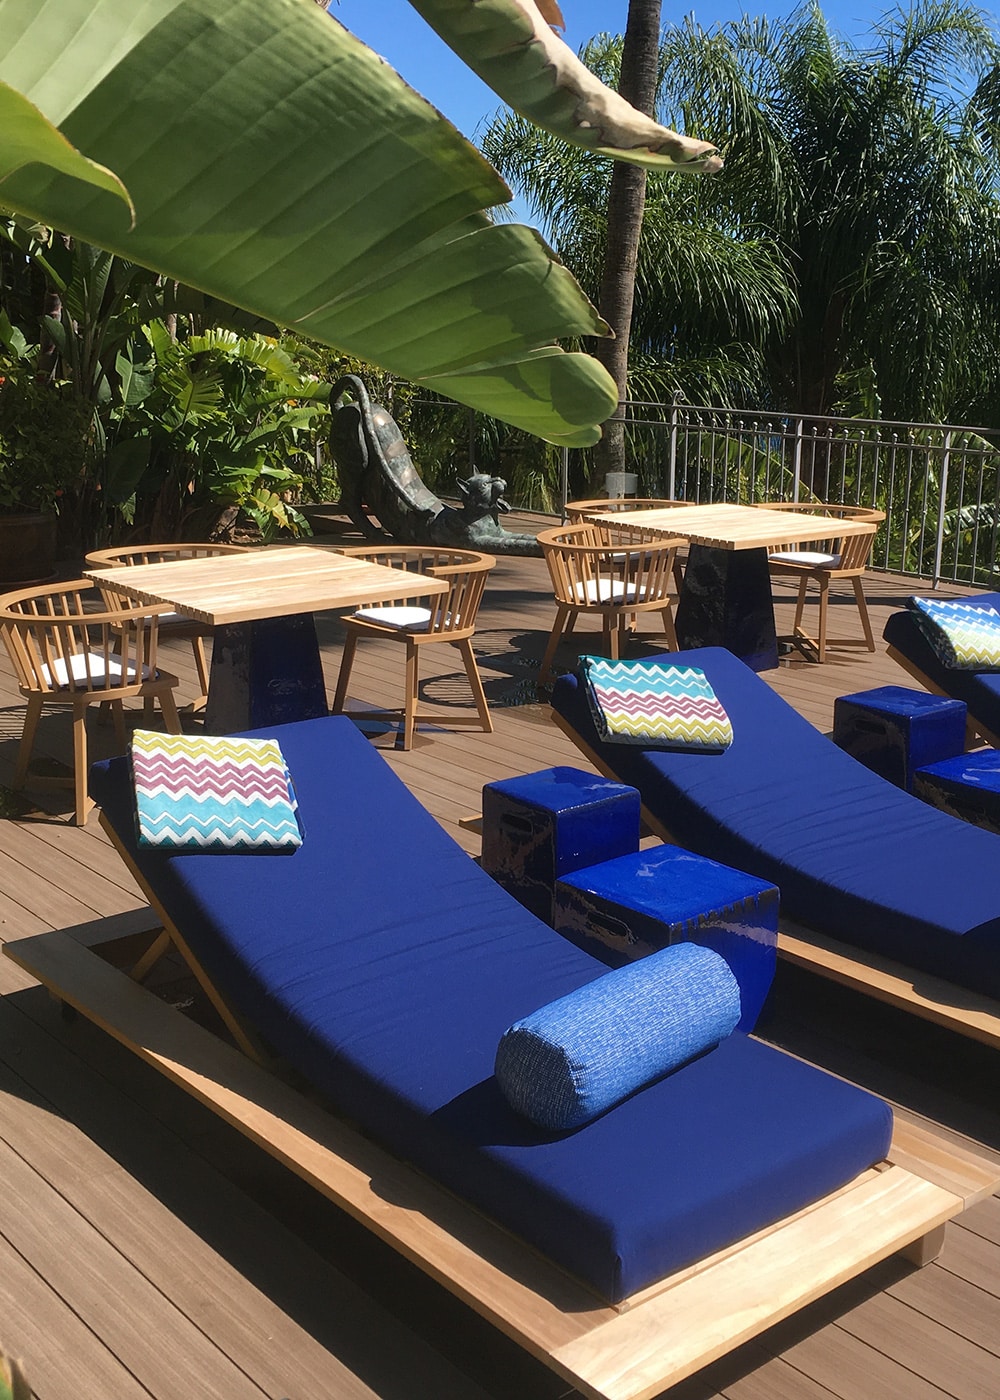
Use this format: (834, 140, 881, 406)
(4, 922, 995, 1400)
(550, 706, 1000, 1054)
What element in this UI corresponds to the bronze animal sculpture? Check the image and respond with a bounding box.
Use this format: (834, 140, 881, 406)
(329, 376, 541, 555)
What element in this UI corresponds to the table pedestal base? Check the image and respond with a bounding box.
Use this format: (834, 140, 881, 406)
(675, 544, 779, 672)
(203, 614, 329, 733)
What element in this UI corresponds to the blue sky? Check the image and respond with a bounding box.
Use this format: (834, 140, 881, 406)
(334, 1, 883, 148)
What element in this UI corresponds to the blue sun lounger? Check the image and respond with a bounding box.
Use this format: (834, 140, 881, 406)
(884, 591, 1000, 746)
(551, 646, 1000, 1025)
(2, 713, 983, 1400)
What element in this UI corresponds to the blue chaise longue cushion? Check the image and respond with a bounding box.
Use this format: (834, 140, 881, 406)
(90, 715, 892, 1303)
(884, 591, 1000, 739)
(552, 646, 1000, 998)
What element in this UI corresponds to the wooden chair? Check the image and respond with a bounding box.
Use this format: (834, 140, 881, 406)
(755, 503, 885, 662)
(0, 580, 181, 823)
(331, 546, 496, 749)
(565, 497, 694, 593)
(84, 543, 249, 710)
(536, 521, 682, 685)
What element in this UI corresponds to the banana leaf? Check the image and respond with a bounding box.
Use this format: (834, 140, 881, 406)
(0, 0, 639, 444)
(407, 0, 723, 171)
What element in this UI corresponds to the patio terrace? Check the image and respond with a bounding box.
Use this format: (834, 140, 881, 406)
(0, 528, 998, 1400)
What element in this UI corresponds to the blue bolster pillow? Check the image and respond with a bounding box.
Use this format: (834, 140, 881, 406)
(494, 942, 741, 1131)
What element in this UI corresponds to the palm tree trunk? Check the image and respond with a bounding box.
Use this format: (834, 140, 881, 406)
(590, 0, 662, 490)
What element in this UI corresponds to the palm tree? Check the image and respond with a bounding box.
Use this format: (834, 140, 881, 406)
(482, 38, 794, 412)
(592, 0, 666, 484)
(660, 0, 1000, 425)
(486, 1, 1000, 437)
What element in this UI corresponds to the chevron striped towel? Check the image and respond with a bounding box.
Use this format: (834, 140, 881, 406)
(579, 657, 733, 751)
(907, 597, 1000, 670)
(130, 730, 302, 852)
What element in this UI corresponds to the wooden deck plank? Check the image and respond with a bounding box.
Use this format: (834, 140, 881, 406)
(834, 1289, 1000, 1398)
(0, 1129, 274, 1400)
(0, 990, 495, 1400)
(0, 1227, 155, 1400)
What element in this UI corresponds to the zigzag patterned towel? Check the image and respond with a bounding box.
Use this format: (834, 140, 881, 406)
(579, 657, 733, 751)
(130, 730, 302, 853)
(907, 597, 1000, 671)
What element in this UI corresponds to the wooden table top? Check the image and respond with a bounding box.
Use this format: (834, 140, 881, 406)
(85, 544, 448, 626)
(582, 502, 877, 551)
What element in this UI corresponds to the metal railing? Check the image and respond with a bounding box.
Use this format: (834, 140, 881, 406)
(388, 391, 1000, 588)
(614, 399, 1000, 590)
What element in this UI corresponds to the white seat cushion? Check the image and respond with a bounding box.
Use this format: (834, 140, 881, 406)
(353, 605, 433, 632)
(769, 550, 841, 568)
(43, 652, 152, 689)
(572, 579, 647, 604)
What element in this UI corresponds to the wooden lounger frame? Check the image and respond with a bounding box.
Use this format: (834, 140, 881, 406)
(551, 707, 1000, 1052)
(5, 836, 999, 1400)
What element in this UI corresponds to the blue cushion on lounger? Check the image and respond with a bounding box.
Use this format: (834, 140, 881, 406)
(89, 715, 893, 1303)
(496, 942, 741, 1130)
(885, 592, 1000, 740)
(552, 646, 1000, 999)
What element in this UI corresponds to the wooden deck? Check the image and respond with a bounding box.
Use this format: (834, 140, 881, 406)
(1, 532, 999, 1399)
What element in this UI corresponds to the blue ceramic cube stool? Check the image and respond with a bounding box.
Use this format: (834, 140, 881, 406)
(913, 749, 1000, 835)
(832, 685, 967, 791)
(553, 845, 778, 1031)
(481, 767, 641, 923)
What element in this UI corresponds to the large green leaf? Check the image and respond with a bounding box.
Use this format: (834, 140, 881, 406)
(0, 81, 131, 212)
(406, 0, 724, 172)
(0, 0, 620, 444)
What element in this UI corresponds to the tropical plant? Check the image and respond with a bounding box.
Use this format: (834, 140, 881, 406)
(104, 324, 330, 543)
(0, 1345, 29, 1400)
(0, 355, 91, 513)
(0, 0, 721, 454)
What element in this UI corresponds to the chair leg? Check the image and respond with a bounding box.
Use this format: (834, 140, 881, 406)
(793, 576, 809, 632)
(158, 684, 182, 735)
(853, 576, 876, 651)
(72, 701, 92, 825)
(191, 635, 211, 705)
(111, 700, 127, 751)
(660, 603, 679, 651)
(458, 638, 493, 734)
(403, 639, 419, 750)
(539, 606, 570, 685)
(816, 577, 830, 662)
(332, 629, 358, 714)
(13, 692, 44, 790)
(606, 616, 621, 661)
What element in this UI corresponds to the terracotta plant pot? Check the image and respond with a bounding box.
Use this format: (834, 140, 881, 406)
(0, 510, 58, 587)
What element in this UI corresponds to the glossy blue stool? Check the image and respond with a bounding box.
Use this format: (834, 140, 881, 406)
(553, 845, 778, 1031)
(481, 767, 640, 924)
(832, 685, 967, 791)
(913, 749, 1000, 835)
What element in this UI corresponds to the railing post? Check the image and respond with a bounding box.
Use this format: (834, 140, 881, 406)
(792, 418, 803, 501)
(668, 392, 680, 499)
(932, 430, 951, 588)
